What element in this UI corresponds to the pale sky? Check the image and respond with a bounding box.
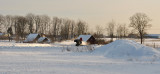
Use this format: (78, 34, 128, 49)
(0, 0, 160, 34)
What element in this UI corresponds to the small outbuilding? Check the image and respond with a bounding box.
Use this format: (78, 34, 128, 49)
(76, 35, 96, 44)
(0, 33, 4, 39)
(0, 33, 11, 40)
(24, 33, 41, 43)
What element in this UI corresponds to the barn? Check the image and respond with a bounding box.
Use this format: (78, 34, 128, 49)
(76, 35, 96, 44)
(24, 33, 41, 43)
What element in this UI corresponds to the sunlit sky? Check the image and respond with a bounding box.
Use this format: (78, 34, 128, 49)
(0, 0, 160, 34)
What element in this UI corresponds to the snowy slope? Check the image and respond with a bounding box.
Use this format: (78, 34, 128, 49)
(1, 40, 160, 74)
(93, 40, 160, 61)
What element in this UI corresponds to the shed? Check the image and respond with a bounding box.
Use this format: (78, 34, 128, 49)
(24, 33, 41, 43)
(76, 35, 96, 44)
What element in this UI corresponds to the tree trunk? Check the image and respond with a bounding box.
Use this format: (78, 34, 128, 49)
(140, 33, 143, 44)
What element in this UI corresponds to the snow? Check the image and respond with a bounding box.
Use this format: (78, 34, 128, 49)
(38, 37, 45, 42)
(38, 37, 50, 43)
(54, 40, 75, 45)
(145, 34, 160, 38)
(93, 39, 160, 61)
(145, 34, 160, 37)
(24, 34, 39, 42)
(0, 40, 160, 74)
(77, 35, 92, 42)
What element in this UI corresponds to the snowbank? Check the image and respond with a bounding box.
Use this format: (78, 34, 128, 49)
(93, 40, 160, 61)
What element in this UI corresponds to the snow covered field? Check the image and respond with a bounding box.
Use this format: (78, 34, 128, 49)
(0, 40, 160, 74)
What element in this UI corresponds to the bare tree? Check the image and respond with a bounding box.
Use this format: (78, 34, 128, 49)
(70, 20, 76, 38)
(76, 20, 87, 36)
(61, 19, 72, 39)
(7, 27, 13, 41)
(34, 15, 42, 33)
(38, 15, 50, 34)
(16, 16, 27, 42)
(42, 15, 51, 34)
(122, 24, 128, 37)
(116, 24, 128, 39)
(106, 20, 116, 41)
(52, 17, 61, 40)
(13, 15, 19, 35)
(116, 24, 123, 39)
(130, 13, 151, 44)
(0, 14, 5, 32)
(4, 15, 14, 32)
(26, 13, 35, 33)
(96, 25, 104, 38)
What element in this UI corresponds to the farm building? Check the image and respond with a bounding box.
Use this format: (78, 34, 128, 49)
(145, 34, 160, 38)
(24, 33, 41, 43)
(0, 33, 3, 36)
(76, 35, 96, 44)
(38, 37, 50, 43)
(0, 33, 11, 40)
(0, 33, 5, 39)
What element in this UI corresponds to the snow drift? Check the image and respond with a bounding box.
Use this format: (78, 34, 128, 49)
(93, 40, 160, 61)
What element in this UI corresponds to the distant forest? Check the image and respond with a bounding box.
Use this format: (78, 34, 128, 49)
(0, 13, 151, 43)
(0, 13, 89, 41)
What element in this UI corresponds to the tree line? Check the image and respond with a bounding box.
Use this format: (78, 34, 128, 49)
(0, 13, 88, 42)
(95, 13, 151, 44)
(0, 13, 151, 44)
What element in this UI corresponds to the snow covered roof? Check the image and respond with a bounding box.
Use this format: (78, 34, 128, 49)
(38, 37, 46, 42)
(77, 35, 92, 42)
(145, 34, 160, 38)
(145, 34, 160, 36)
(38, 37, 50, 43)
(24, 34, 40, 42)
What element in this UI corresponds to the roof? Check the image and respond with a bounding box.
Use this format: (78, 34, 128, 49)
(77, 35, 92, 42)
(145, 34, 160, 38)
(38, 37, 49, 43)
(24, 34, 39, 42)
(145, 34, 160, 37)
